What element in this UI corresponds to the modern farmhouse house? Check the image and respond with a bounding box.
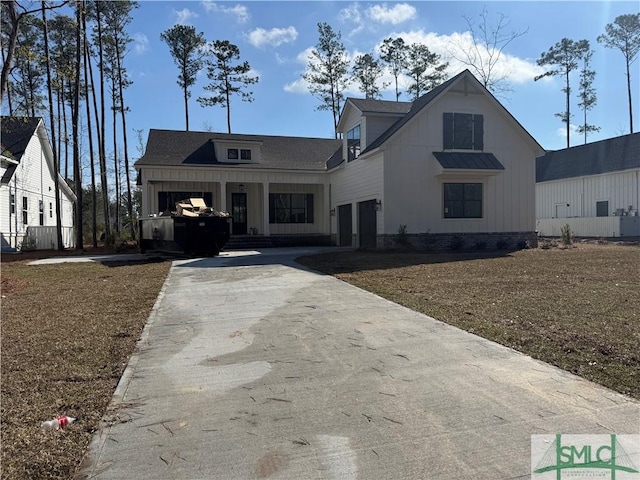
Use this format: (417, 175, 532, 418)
(136, 69, 545, 249)
(1, 116, 76, 251)
(536, 133, 640, 238)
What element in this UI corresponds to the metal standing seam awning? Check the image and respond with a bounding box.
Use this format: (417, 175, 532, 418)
(433, 151, 505, 171)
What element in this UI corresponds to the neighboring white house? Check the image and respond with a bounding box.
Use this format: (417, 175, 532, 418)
(536, 133, 640, 238)
(1, 116, 76, 251)
(136, 70, 545, 250)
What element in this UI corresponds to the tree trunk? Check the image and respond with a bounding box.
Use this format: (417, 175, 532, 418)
(96, 4, 111, 242)
(82, 1, 97, 247)
(565, 69, 570, 149)
(626, 60, 634, 134)
(111, 84, 120, 235)
(41, 1, 64, 250)
(0, 2, 20, 102)
(72, 2, 83, 250)
(115, 39, 135, 240)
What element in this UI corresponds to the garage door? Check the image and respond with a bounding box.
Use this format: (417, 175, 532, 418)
(338, 204, 352, 246)
(358, 199, 377, 248)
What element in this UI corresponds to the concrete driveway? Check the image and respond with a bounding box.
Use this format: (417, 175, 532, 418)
(77, 247, 639, 479)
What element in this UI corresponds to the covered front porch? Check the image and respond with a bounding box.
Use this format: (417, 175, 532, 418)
(141, 170, 332, 241)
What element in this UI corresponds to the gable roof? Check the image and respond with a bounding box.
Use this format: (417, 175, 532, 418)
(136, 129, 342, 171)
(1, 116, 41, 162)
(536, 133, 640, 182)
(360, 69, 544, 156)
(346, 98, 412, 115)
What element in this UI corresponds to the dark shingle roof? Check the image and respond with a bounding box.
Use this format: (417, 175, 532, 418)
(433, 151, 505, 170)
(536, 133, 640, 182)
(347, 98, 412, 115)
(1, 116, 41, 161)
(136, 130, 343, 171)
(362, 71, 466, 154)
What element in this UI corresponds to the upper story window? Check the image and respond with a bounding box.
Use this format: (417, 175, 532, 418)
(240, 149, 251, 160)
(22, 196, 28, 225)
(10, 194, 15, 214)
(443, 113, 484, 150)
(227, 148, 239, 160)
(347, 124, 361, 161)
(39, 200, 44, 226)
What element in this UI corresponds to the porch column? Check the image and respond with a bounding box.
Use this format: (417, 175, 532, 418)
(262, 182, 270, 236)
(323, 183, 331, 238)
(219, 182, 227, 212)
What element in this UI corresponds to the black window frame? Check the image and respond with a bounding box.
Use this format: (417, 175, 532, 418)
(240, 149, 251, 160)
(443, 113, 484, 150)
(443, 183, 483, 219)
(596, 201, 609, 217)
(269, 193, 314, 224)
(10, 194, 15, 214)
(49, 202, 53, 218)
(22, 196, 28, 225)
(39, 199, 44, 226)
(347, 124, 361, 161)
(227, 148, 239, 160)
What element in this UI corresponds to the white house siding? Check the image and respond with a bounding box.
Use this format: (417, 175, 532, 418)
(1, 128, 74, 249)
(330, 153, 384, 243)
(536, 169, 640, 219)
(382, 90, 539, 236)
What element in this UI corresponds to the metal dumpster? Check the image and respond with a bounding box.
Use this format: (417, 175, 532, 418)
(139, 215, 231, 256)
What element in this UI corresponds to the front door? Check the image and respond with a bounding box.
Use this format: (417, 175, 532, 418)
(232, 193, 247, 235)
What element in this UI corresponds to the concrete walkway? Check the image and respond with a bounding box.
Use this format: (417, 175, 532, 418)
(77, 248, 639, 479)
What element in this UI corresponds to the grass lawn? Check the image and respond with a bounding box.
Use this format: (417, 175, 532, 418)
(1, 252, 171, 480)
(297, 243, 640, 400)
(1, 243, 638, 479)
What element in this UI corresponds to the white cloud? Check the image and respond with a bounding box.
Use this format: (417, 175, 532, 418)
(133, 33, 149, 55)
(556, 124, 580, 139)
(174, 8, 198, 25)
(246, 26, 298, 49)
(339, 3, 362, 24)
(284, 77, 309, 94)
(201, 1, 250, 23)
(367, 3, 417, 25)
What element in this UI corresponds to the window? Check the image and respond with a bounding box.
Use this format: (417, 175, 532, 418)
(49, 202, 53, 218)
(347, 125, 361, 161)
(10, 194, 15, 214)
(269, 193, 314, 224)
(227, 148, 239, 160)
(240, 149, 251, 160)
(39, 200, 44, 226)
(596, 201, 609, 217)
(444, 183, 482, 218)
(22, 196, 28, 225)
(443, 113, 484, 150)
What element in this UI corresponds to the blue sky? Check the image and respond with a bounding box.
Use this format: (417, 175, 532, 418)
(113, 1, 637, 154)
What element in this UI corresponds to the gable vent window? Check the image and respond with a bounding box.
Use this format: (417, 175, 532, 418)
(227, 148, 239, 160)
(443, 113, 483, 150)
(347, 124, 361, 161)
(241, 149, 251, 160)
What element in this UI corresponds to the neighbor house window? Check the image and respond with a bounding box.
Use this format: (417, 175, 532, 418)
(347, 124, 361, 161)
(22, 196, 28, 225)
(443, 113, 484, 150)
(269, 193, 314, 224)
(240, 149, 251, 160)
(10, 194, 15, 214)
(49, 202, 53, 218)
(39, 200, 44, 225)
(227, 148, 239, 160)
(596, 201, 609, 217)
(443, 183, 482, 218)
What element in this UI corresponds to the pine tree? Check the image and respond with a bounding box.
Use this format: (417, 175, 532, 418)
(351, 53, 385, 99)
(380, 37, 407, 101)
(577, 49, 599, 144)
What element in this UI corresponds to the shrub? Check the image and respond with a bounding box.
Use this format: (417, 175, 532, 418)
(421, 231, 437, 250)
(395, 224, 410, 248)
(517, 240, 531, 250)
(18, 235, 37, 252)
(560, 224, 574, 245)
